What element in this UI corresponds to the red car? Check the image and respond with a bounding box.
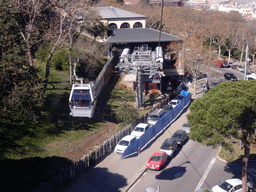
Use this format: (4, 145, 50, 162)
(146, 150, 168, 170)
(214, 59, 229, 68)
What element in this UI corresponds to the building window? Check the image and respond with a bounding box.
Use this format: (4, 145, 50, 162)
(133, 22, 142, 28)
(120, 22, 130, 29)
(109, 23, 117, 30)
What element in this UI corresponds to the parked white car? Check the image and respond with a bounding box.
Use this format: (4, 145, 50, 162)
(245, 73, 256, 80)
(211, 178, 243, 192)
(168, 99, 181, 108)
(130, 123, 150, 139)
(114, 135, 136, 154)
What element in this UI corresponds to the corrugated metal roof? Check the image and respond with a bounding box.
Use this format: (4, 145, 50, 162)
(105, 28, 183, 44)
(95, 6, 147, 19)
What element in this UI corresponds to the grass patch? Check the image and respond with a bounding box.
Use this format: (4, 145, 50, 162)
(35, 60, 70, 94)
(218, 138, 256, 162)
(100, 79, 163, 119)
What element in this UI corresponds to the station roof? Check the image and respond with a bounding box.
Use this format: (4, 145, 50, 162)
(105, 28, 183, 44)
(95, 6, 147, 20)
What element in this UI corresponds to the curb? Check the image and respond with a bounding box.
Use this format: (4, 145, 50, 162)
(126, 168, 148, 192)
(215, 146, 228, 163)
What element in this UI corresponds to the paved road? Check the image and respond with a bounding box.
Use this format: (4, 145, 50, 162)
(201, 160, 256, 190)
(129, 140, 218, 192)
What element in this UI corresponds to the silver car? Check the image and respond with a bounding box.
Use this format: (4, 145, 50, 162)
(181, 121, 190, 134)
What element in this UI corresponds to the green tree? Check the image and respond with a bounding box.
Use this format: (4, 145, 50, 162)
(51, 50, 69, 71)
(35, 43, 51, 63)
(117, 102, 139, 127)
(188, 80, 256, 192)
(0, 1, 43, 125)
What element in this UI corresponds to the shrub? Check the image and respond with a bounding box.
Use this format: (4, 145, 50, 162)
(35, 44, 50, 63)
(116, 102, 139, 127)
(232, 49, 241, 61)
(51, 51, 69, 71)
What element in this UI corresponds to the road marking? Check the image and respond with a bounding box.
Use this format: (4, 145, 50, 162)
(194, 157, 216, 191)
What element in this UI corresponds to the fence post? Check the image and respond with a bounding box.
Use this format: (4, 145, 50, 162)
(95, 149, 97, 161)
(103, 142, 105, 156)
(87, 154, 90, 167)
(110, 138, 112, 151)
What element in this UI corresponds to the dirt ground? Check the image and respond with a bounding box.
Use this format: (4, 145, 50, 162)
(46, 122, 120, 162)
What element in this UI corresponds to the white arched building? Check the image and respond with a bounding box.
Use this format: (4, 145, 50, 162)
(95, 6, 147, 30)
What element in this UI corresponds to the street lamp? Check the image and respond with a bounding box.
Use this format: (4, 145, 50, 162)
(242, 38, 250, 80)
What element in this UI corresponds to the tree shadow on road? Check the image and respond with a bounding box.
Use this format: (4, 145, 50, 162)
(3, 156, 74, 191)
(223, 154, 256, 179)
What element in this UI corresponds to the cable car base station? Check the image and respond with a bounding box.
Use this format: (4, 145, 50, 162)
(69, 28, 184, 118)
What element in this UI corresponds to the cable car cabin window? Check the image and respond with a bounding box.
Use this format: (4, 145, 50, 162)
(71, 90, 91, 107)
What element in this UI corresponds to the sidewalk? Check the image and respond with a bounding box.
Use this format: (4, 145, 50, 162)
(186, 78, 208, 100)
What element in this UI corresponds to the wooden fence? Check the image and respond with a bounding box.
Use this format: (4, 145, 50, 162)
(35, 85, 182, 192)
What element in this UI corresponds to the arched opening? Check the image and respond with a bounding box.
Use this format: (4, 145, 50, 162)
(133, 22, 142, 28)
(108, 23, 117, 30)
(120, 22, 130, 29)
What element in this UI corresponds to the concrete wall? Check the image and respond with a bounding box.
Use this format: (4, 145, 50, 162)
(101, 19, 146, 29)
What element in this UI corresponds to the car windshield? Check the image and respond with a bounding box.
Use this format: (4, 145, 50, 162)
(173, 133, 182, 138)
(118, 140, 129, 146)
(150, 155, 161, 161)
(161, 143, 175, 150)
(218, 181, 233, 191)
(71, 90, 91, 107)
(161, 139, 175, 150)
(134, 127, 144, 132)
(148, 115, 159, 120)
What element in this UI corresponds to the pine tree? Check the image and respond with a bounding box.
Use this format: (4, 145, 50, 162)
(0, 2, 43, 126)
(188, 80, 256, 192)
